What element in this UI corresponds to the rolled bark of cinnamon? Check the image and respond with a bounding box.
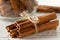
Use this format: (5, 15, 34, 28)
(6, 12, 57, 32)
(18, 20, 58, 38)
(20, 1, 26, 13)
(37, 5, 60, 13)
(10, 0, 20, 17)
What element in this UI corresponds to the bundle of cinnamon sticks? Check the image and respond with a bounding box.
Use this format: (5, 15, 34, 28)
(6, 12, 59, 38)
(37, 5, 60, 13)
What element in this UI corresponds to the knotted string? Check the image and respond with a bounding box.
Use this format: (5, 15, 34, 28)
(21, 11, 39, 33)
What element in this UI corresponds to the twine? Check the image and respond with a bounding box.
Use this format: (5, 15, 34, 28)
(21, 11, 39, 33)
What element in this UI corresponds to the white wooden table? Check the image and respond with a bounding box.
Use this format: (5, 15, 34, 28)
(0, 0, 60, 40)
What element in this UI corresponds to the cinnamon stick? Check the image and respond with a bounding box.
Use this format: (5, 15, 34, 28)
(10, 0, 20, 17)
(18, 20, 58, 38)
(37, 5, 60, 13)
(20, 1, 26, 13)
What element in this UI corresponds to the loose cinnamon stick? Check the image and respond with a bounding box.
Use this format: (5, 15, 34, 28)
(18, 20, 58, 38)
(20, 1, 26, 13)
(10, 0, 20, 17)
(37, 5, 60, 13)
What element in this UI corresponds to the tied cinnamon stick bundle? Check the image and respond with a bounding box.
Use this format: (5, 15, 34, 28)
(37, 5, 60, 13)
(10, 0, 20, 17)
(6, 12, 59, 38)
(16, 12, 57, 29)
(6, 12, 57, 32)
(7, 20, 59, 38)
